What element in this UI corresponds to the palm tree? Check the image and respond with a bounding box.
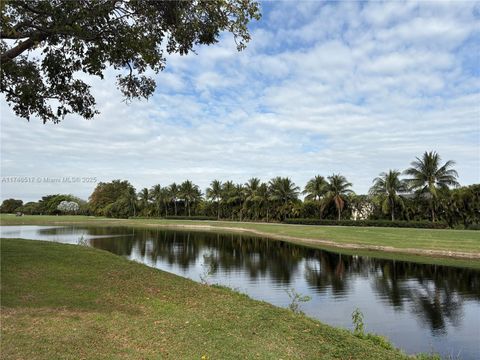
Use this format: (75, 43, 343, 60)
(325, 174, 353, 220)
(206, 180, 223, 219)
(244, 177, 261, 220)
(233, 184, 246, 221)
(161, 187, 170, 217)
(168, 183, 180, 216)
(404, 151, 459, 222)
(138, 188, 150, 216)
(180, 180, 201, 217)
(124, 186, 137, 217)
(303, 175, 328, 219)
(221, 181, 236, 220)
(268, 177, 300, 220)
(222, 182, 245, 221)
(256, 182, 271, 222)
(369, 170, 406, 221)
(150, 184, 163, 217)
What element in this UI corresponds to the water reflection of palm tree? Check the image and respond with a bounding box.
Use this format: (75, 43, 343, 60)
(334, 254, 345, 278)
(372, 262, 410, 309)
(370, 260, 470, 334)
(304, 252, 353, 297)
(410, 284, 463, 335)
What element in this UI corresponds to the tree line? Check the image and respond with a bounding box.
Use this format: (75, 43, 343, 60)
(2, 151, 479, 229)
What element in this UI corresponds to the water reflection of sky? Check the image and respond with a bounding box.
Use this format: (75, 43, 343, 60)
(0, 225, 129, 243)
(1, 225, 479, 359)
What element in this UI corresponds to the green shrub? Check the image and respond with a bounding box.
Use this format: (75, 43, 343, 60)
(282, 218, 449, 229)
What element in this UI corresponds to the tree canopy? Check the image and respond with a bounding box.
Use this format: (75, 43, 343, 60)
(89, 179, 135, 216)
(369, 170, 406, 221)
(404, 151, 459, 221)
(324, 174, 353, 221)
(0, 0, 261, 123)
(0, 198, 23, 213)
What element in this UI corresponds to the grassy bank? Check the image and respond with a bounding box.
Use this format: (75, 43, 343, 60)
(2, 215, 480, 268)
(1, 238, 413, 359)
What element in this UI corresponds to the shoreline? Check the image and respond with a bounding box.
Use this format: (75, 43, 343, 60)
(1, 238, 412, 359)
(1, 215, 479, 266)
(143, 223, 480, 260)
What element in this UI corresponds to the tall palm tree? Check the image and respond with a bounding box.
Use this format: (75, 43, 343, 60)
(268, 177, 300, 220)
(180, 180, 201, 217)
(404, 151, 459, 222)
(168, 183, 180, 216)
(369, 170, 406, 221)
(233, 183, 246, 221)
(124, 186, 137, 217)
(206, 180, 223, 219)
(256, 182, 270, 222)
(221, 181, 236, 220)
(244, 177, 261, 220)
(161, 187, 170, 217)
(150, 184, 163, 217)
(138, 188, 150, 216)
(303, 175, 328, 219)
(325, 174, 353, 220)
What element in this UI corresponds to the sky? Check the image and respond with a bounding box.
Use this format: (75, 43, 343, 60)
(1, 0, 479, 202)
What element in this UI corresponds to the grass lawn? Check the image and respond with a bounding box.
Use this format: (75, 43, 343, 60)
(1, 238, 414, 359)
(2, 214, 479, 268)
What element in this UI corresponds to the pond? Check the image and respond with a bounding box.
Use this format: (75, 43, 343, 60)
(1, 225, 479, 359)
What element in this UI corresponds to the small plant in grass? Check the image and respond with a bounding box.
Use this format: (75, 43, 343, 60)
(77, 235, 89, 246)
(351, 308, 396, 351)
(351, 308, 365, 336)
(416, 351, 461, 360)
(415, 353, 441, 360)
(199, 252, 217, 285)
(286, 288, 311, 315)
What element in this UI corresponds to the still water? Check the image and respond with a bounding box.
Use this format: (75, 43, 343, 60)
(1, 225, 479, 359)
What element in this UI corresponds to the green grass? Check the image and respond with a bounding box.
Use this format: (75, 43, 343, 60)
(2, 214, 479, 268)
(1, 238, 413, 359)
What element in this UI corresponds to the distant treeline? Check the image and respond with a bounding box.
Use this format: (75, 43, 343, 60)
(1, 151, 479, 229)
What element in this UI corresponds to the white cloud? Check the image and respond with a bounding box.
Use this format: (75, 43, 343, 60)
(1, 1, 479, 202)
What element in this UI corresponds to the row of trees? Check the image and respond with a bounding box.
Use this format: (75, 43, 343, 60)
(1, 194, 87, 215)
(85, 175, 355, 222)
(2, 152, 478, 228)
(370, 151, 459, 222)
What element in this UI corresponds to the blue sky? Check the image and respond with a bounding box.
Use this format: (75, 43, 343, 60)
(1, 0, 479, 201)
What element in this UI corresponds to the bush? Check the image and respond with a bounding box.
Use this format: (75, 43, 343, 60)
(0, 199, 23, 213)
(282, 218, 449, 229)
(467, 224, 480, 230)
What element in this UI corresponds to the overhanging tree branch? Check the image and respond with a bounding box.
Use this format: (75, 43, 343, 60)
(0, 0, 261, 123)
(1, 33, 46, 63)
